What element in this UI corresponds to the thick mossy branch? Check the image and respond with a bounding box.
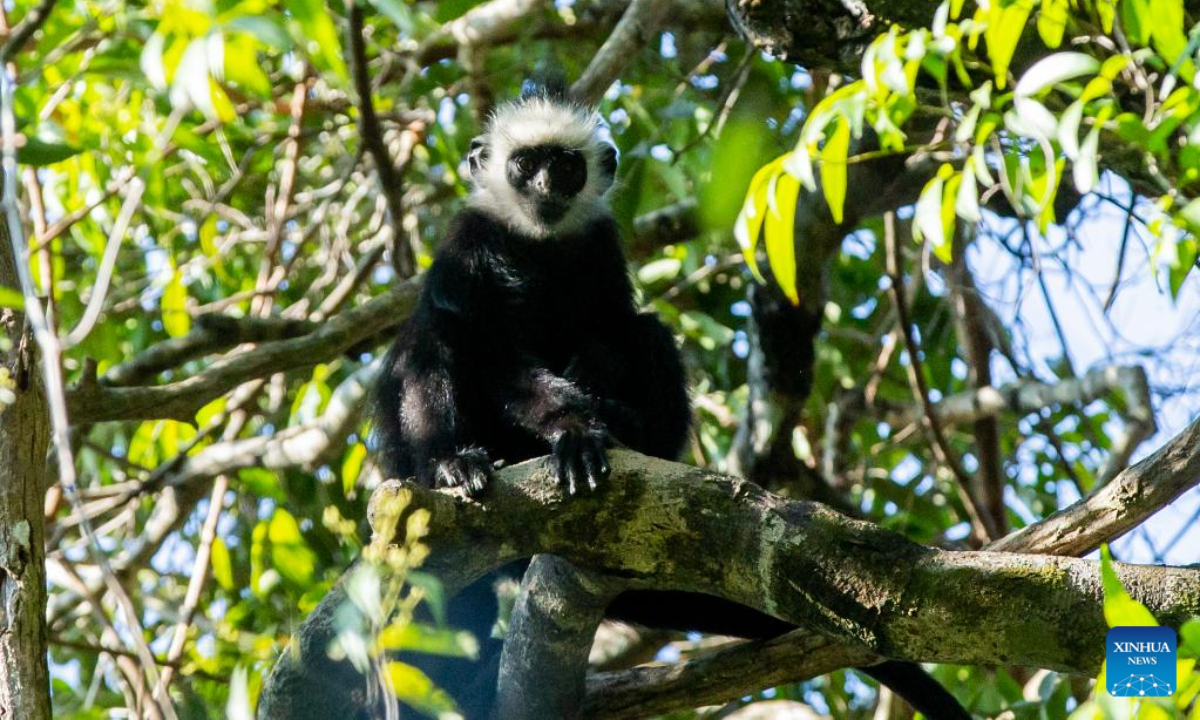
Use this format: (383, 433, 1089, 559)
(260, 448, 1200, 718)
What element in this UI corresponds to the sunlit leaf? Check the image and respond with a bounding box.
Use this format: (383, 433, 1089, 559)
(379, 623, 479, 659)
(914, 166, 957, 261)
(820, 118, 850, 225)
(956, 158, 982, 222)
(1058, 100, 1084, 160)
(734, 155, 786, 283)
(1149, 0, 1187, 68)
(1073, 121, 1101, 193)
(0, 286, 24, 310)
(1099, 545, 1160, 628)
(212, 537, 235, 591)
(1037, 0, 1069, 48)
(385, 661, 459, 717)
(342, 442, 368, 497)
(637, 258, 683, 285)
(765, 172, 801, 305)
(162, 271, 191, 338)
(1015, 53, 1099, 97)
(985, 0, 1034, 88)
(269, 508, 318, 587)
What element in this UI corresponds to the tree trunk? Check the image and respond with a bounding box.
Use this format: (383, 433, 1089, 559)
(0, 213, 52, 720)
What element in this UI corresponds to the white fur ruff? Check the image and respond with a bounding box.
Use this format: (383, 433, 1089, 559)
(468, 97, 613, 239)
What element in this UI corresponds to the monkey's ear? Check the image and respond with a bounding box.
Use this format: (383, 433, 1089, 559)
(468, 137, 489, 176)
(597, 143, 618, 188)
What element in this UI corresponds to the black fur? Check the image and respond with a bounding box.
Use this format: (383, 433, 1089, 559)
(373, 207, 690, 495)
(371, 92, 969, 719)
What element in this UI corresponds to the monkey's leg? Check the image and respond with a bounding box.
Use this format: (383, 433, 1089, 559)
(376, 338, 492, 494)
(568, 313, 691, 461)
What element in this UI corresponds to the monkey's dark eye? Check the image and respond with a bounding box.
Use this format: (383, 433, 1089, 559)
(512, 154, 535, 177)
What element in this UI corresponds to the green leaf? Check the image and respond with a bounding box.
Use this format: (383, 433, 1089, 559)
(212, 537, 235, 591)
(914, 164, 957, 261)
(18, 137, 82, 166)
(385, 661, 459, 717)
(956, 158, 982, 222)
(379, 623, 479, 659)
(342, 442, 367, 497)
(1119, 0, 1152, 45)
(269, 508, 318, 587)
(367, 0, 416, 34)
(0, 286, 24, 310)
(238, 467, 285, 500)
(406, 572, 448, 626)
(765, 172, 801, 305)
(1073, 121, 1100, 193)
(226, 15, 294, 51)
(1099, 545, 1160, 628)
(1095, 0, 1116, 32)
(223, 33, 272, 98)
(734, 156, 786, 283)
(1037, 0, 1069, 48)
(985, 0, 1034, 88)
(1168, 237, 1197, 297)
(1179, 618, 1200, 659)
(283, 0, 347, 80)
(820, 118, 850, 225)
(1149, 0, 1187, 66)
(1015, 52, 1099, 97)
(162, 271, 191, 338)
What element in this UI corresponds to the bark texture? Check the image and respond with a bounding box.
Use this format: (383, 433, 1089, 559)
(0, 215, 52, 720)
(259, 441, 1200, 719)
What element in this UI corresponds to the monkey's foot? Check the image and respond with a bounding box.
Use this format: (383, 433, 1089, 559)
(434, 448, 492, 497)
(550, 424, 611, 496)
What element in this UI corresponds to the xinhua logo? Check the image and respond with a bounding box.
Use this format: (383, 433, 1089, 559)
(1106, 626, 1177, 697)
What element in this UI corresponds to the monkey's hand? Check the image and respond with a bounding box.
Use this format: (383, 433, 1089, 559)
(549, 419, 611, 496)
(432, 447, 492, 497)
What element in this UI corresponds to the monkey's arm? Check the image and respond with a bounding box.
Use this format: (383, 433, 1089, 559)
(374, 253, 498, 494)
(498, 362, 611, 495)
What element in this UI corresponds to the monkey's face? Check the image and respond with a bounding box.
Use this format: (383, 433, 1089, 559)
(467, 97, 618, 238)
(505, 144, 590, 224)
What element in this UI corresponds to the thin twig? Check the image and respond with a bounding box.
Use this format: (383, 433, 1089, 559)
(151, 474, 229, 702)
(883, 212, 998, 543)
(347, 0, 414, 277)
(64, 177, 145, 347)
(0, 0, 59, 61)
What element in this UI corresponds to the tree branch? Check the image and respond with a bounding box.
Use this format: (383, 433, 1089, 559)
(496, 555, 622, 719)
(67, 281, 418, 423)
(571, 0, 671, 104)
(987, 411, 1200, 556)
(260, 416, 1200, 718)
(583, 629, 875, 719)
(102, 315, 318, 387)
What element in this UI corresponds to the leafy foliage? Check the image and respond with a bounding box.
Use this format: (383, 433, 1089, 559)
(0, 0, 1195, 716)
(739, 0, 1200, 300)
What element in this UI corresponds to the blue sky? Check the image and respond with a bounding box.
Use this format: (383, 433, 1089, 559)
(971, 172, 1200, 565)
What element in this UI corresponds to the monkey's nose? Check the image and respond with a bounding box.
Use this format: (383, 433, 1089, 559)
(532, 168, 553, 196)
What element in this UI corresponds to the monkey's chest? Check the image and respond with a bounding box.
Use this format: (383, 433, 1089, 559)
(502, 285, 600, 365)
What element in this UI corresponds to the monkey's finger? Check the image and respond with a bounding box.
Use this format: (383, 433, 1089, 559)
(435, 461, 462, 489)
(466, 463, 489, 496)
(552, 437, 576, 492)
(581, 445, 607, 492)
